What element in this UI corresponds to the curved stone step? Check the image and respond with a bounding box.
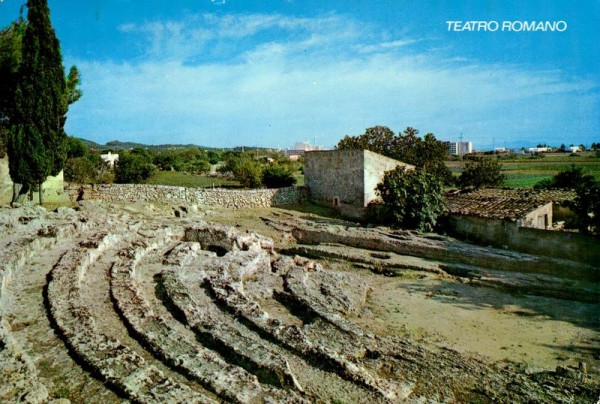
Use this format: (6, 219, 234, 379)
(0, 221, 80, 403)
(111, 233, 305, 403)
(46, 232, 213, 403)
(205, 274, 413, 401)
(172, 223, 414, 400)
(277, 256, 373, 339)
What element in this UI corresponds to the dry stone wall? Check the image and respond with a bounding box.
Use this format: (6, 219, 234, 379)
(90, 184, 308, 208)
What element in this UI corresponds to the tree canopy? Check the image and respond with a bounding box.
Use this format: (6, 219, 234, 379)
(3, 0, 81, 203)
(457, 157, 505, 189)
(0, 18, 25, 156)
(337, 126, 453, 184)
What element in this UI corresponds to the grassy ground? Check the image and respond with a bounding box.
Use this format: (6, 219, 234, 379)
(447, 153, 600, 188)
(145, 171, 241, 188)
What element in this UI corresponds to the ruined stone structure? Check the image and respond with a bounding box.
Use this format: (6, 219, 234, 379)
(304, 149, 413, 218)
(1, 202, 596, 402)
(0, 156, 69, 205)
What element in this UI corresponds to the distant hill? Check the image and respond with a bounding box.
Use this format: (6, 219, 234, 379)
(77, 138, 223, 152)
(77, 138, 276, 153)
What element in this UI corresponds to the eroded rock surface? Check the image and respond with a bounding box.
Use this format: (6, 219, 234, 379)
(0, 202, 598, 402)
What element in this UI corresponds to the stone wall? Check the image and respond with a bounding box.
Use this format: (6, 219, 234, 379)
(447, 214, 600, 266)
(363, 150, 414, 205)
(88, 184, 308, 208)
(0, 156, 12, 204)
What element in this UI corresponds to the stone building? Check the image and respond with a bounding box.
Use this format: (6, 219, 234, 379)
(445, 188, 567, 231)
(0, 156, 69, 205)
(443, 188, 599, 262)
(304, 149, 413, 218)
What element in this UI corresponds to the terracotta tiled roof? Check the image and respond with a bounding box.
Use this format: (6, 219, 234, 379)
(444, 188, 576, 221)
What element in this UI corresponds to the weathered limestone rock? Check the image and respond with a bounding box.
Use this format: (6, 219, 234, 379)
(47, 233, 213, 403)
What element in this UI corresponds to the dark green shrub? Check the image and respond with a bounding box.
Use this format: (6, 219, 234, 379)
(376, 166, 446, 232)
(263, 164, 297, 188)
(114, 151, 155, 183)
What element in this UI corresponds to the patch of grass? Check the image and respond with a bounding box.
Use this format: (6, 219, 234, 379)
(145, 170, 241, 188)
(503, 174, 553, 188)
(293, 170, 305, 186)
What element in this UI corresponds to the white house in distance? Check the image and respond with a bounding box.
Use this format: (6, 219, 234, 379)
(527, 147, 550, 154)
(100, 151, 119, 167)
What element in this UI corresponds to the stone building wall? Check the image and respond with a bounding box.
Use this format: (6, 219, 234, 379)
(363, 149, 413, 205)
(304, 149, 412, 218)
(0, 156, 13, 204)
(518, 202, 553, 229)
(304, 149, 365, 209)
(89, 184, 308, 208)
(0, 156, 69, 205)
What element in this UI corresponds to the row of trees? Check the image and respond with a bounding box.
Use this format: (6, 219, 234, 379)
(62, 142, 300, 190)
(218, 152, 298, 188)
(63, 142, 222, 184)
(0, 1, 81, 203)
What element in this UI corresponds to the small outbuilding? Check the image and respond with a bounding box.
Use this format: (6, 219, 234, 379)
(304, 149, 413, 218)
(443, 188, 600, 263)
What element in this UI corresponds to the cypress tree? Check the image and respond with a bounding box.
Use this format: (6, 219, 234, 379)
(8, 0, 67, 204)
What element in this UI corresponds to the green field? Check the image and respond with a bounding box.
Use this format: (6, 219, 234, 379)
(145, 171, 241, 188)
(447, 153, 600, 188)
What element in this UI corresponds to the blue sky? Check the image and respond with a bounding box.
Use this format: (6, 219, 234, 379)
(1, 0, 598, 150)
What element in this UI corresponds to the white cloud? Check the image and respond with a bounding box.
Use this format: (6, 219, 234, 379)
(65, 13, 599, 148)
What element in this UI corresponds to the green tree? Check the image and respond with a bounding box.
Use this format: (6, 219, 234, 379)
(376, 166, 446, 232)
(10, 0, 68, 203)
(263, 164, 297, 188)
(4, 1, 81, 204)
(220, 152, 264, 188)
(534, 165, 595, 190)
(65, 136, 87, 158)
(457, 157, 505, 189)
(337, 125, 395, 154)
(64, 156, 95, 183)
(114, 149, 155, 183)
(0, 18, 25, 156)
(207, 150, 221, 164)
(570, 183, 600, 236)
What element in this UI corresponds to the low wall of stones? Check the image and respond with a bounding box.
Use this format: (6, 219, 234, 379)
(87, 184, 308, 208)
(447, 214, 600, 267)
